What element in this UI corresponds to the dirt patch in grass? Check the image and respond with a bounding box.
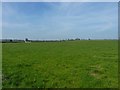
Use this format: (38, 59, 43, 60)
(89, 65, 104, 79)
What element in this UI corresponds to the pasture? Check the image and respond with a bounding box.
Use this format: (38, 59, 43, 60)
(2, 40, 118, 88)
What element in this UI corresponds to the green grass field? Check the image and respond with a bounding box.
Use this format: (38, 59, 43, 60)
(2, 40, 118, 88)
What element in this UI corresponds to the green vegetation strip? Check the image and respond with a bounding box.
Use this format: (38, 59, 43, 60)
(2, 40, 118, 88)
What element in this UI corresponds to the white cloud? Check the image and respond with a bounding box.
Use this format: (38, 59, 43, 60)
(2, 22, 31, 29)
(2, 2, 118, 39)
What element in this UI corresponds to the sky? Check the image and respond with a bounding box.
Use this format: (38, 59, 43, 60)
(2, 2, 118, 40)
(1, 0, 120, 2)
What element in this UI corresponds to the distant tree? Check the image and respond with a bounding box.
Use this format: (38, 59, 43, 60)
(25, 38, 29, 41)
(10, 39, 13, 42)
(70, 39, 74, 41)
(75, 38, 80, 40)
(88, 38, 91, 40)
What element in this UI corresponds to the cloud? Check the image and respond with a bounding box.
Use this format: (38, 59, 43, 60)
(2, 22, 30, 28)
(2, 2, 118, 39)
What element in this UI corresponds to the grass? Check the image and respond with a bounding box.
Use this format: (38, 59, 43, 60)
(2, 40, 118, 88)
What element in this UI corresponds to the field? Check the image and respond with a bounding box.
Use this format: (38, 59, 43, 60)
(2, 40, 118, 88)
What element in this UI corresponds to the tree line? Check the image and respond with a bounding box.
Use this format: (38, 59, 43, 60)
(0, 38, 117, 43)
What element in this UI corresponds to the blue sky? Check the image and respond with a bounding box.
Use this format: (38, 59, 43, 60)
(2, 2, 118, 40)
